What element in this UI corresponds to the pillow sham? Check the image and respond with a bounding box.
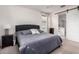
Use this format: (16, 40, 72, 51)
(30, 29, 40, 34)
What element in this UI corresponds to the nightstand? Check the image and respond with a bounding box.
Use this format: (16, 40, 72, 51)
(2, 35, 13, 48)
(49, 28, 54, 34)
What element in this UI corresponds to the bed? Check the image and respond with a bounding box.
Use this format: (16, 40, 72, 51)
(15, 24, 62, 54)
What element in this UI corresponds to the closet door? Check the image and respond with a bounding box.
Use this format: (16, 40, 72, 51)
(58, 13, 66, 38)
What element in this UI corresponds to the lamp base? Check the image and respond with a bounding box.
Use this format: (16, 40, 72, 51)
(5, 29, 9, 35)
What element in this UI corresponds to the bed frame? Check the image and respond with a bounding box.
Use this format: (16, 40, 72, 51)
(15, 24, 62, 54)
(15, 24, 40, 46)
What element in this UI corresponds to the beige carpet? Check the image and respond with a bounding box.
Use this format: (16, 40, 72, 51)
(0, 45, 19, 54)
(51, 39, 79, 54)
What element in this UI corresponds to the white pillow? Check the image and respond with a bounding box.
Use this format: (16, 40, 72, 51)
(30, 29, 40, 34)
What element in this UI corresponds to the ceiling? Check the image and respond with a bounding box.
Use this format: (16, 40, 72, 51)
(22, 5, 77, 14)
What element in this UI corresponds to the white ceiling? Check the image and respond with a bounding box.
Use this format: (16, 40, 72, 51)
(21, 5, 77, 14)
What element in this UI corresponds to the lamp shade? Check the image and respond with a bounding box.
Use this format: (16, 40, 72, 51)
(3, 24, 11, 29)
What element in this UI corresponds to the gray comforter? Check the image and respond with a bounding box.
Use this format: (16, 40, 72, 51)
(17, 32, 62, 54)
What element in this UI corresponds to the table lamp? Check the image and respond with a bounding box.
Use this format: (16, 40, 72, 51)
(3, 24, 11, 35)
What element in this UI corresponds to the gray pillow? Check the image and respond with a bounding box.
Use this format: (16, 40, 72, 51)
(38, 29, 44, 33)
(17, 30, 32, 35)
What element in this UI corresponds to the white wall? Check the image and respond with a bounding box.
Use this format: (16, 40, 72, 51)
(0, 6, 42, 46)
(51, 14, 58, 35)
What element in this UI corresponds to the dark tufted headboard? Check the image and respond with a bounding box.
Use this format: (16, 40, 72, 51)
(15, 24, 40, 32)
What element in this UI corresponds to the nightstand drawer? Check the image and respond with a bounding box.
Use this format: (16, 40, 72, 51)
(2, 35, 13, 48)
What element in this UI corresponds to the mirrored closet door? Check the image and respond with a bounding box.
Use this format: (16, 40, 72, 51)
(58, 13, 66, 38)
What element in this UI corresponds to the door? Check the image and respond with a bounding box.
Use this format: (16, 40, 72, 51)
(58, 13, 66, 38)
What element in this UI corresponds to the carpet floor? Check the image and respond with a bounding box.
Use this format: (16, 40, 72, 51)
(51, 39, 79, 54)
